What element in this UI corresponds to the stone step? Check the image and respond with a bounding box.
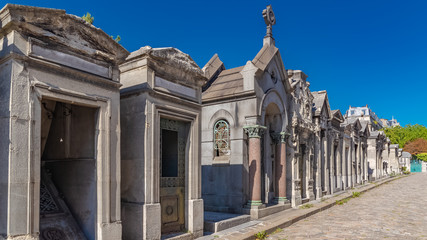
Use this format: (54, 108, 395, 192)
(203, 211, 251, 233)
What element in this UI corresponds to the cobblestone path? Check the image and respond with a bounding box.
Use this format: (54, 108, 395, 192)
(268, 173, 427, 240)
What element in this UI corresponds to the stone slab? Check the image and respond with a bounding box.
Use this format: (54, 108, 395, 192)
(204, 211, 251, 233)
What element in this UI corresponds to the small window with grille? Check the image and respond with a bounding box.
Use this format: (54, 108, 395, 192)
(213, 120, 230, 163)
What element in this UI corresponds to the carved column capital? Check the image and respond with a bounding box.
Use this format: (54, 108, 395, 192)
(243, 125, 267, 138)
(280, 131, 290, 143)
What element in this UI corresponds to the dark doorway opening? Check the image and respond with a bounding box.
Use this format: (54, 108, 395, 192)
(40, 100, 97, 240)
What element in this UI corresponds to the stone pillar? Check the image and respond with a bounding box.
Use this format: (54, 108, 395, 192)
(314, 128, 322, 200)
(244, 125, 267, 208)
(323, 132, 329, 194)
(336, 139, 342, 190)
(272, 132, 288, 204)
(367, 138, 377, 181)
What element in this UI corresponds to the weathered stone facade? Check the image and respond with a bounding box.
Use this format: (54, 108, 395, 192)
(119, 47, 206, 239)
(0, 3, 405, 240)
(0, 4, 128, 240)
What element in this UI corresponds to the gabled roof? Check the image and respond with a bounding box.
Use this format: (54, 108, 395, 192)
(332, 109, 344, 122)
(1, 4, 129, 64)
(202, 54, 225, 81)
(252, 44, 291, 92)
(312, 91, 331, 118)
(202, 66, 244, 101)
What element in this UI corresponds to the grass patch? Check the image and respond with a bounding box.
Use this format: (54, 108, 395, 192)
(254, 230, 268, 240)
(352, 191, 361, 198)
(336, 198, 350, 205)
(272, 227, 283, 234)
(299, 203, 314, 209)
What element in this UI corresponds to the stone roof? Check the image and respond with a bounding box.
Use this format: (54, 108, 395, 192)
(252, 44, 279, 71)
(312, 91, 330, 117)
(125, 46, 206, 87)
(390, 144, 399, 149)
(0, 4, 129, 64)
(331, 109, 344, 122)
(202, 66, 245, 101)
(402, 152, 411, 158)
(127, 46, 203, 76)
(202, 54, 225, 80)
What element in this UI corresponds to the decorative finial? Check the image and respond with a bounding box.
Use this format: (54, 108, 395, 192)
(262, 5, 276, 38)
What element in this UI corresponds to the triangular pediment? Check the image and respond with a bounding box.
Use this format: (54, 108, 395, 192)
(252, 44, 291, 92)
(332, 110, 344, 122)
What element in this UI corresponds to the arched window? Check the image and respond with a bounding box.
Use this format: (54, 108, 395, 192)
(214, 120, 230, 157)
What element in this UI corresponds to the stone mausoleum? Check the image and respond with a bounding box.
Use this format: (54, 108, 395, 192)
(0, 4, 128, 240)
(119, 47, 206, 239)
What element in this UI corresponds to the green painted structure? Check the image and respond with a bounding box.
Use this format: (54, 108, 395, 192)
(410, 160, 422, 172)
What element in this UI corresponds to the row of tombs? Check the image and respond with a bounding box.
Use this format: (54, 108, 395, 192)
(0, 4, 403, 240)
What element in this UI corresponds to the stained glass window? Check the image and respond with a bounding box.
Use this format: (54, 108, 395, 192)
(214, 120, 230, 157)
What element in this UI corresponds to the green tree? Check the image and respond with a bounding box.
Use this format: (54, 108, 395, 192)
(382, 124, 427, 148)
(416, 153, 427, 162)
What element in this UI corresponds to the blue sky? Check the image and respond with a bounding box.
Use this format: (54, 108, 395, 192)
(4, 0, 427, 126)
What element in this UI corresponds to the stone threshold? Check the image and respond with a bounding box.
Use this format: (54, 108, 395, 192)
(204, 211, 251, 233)
(162, 232, 193, 240)
(196, 174, 407, 240)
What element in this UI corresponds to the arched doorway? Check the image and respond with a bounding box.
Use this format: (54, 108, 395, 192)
(262, 103, 282, 204)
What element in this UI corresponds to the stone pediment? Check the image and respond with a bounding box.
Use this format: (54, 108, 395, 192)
(252, 44, 291, 92)
(332, 109, 344, 123)
(0, 4, 129, 64)
(125, 46, 206, 89)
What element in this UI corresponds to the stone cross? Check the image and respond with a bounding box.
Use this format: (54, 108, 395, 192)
(262, 5, 276, 38)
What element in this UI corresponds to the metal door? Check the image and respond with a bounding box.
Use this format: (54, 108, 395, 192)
(160, 118, 188, 234)
(410, 160, 422, 172)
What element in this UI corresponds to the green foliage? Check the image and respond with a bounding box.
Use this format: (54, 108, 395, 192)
(82, 12, 122, 43)
(403, 170, 410, 175)
(111, 35, 121, 43)
(272, 228, 283, 234)
(336, 198, 350, 205)
(381, 124, 427, 148)
(299, 203, 314, 209)
(254, 230, 268, 240)
(416, 153, 427, 162)
(402, 166, 407, 172)
(82, 12, 94, 24)
(352, 192, 361, 198)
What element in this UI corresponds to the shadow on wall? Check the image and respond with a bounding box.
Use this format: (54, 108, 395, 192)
(202, 164, 247, 214)
(0, 58, 11, 235)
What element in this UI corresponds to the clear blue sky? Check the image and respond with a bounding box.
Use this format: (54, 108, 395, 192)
(5, 0, 427, 126)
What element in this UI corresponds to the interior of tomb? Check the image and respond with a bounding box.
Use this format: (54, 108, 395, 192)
(39, 99, 97, 240)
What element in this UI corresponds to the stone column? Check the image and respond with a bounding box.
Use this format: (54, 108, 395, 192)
(271, 132, 288, 204)
(244, 125, 267, 208)
(314, 127, 322, 200)
(336, 139, 342, 190)
(367, 138, 377, 181)
(323, 132, 329, 194)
